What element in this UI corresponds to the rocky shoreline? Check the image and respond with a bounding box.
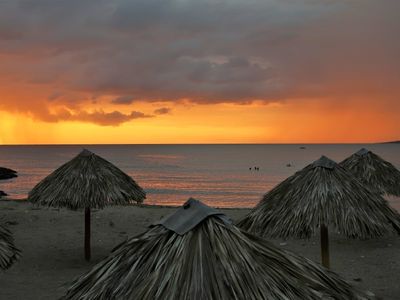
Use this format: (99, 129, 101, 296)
(0, 167, 18, 198)
(0, 167, 18, 180)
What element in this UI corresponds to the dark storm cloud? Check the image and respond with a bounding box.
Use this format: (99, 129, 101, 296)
(0, 0, 399, 123)
(0, 0, 335, 100)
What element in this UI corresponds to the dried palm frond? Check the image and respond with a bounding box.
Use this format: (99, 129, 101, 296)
(0, 224, 21, 270)
(28, 149, 146, 210)
(61, 199, 373, 300)
(238, 156, 400, 239)
(340, 148, 400, 196)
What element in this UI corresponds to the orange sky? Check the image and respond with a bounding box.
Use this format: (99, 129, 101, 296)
(0, 0, 399, 144)
(1, 96, 398, 144)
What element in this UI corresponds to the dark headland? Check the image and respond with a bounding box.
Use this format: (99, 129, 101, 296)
(0, 167, 18, 180)
(380, 140, 400, 144)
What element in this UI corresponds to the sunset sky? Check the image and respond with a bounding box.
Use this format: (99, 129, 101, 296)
(0, 0, 399, 144)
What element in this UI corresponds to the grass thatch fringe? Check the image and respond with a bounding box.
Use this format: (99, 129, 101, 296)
(340, 148, 400, 196)
(0, 224, 21, 270)
(238, 156, 400, 239)
(28, 149, 146, 209)
(61, 200, 372, 300)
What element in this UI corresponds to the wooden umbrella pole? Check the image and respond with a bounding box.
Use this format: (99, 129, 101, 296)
(85, 207, 91, 261)
(320, 224, 330, 269)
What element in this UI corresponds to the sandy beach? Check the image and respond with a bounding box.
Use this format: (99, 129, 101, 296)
(0, 199, 399, 299)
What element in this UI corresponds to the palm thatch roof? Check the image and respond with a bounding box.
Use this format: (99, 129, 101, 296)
(0, 224, 21, 270)
(340, 148, 400, 196)
(238, 156, 400, 239)
(28, 149, 146, 210)
(62, 198, 372, 300)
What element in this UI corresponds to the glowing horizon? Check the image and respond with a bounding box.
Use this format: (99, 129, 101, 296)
(1, 99, 398, 145)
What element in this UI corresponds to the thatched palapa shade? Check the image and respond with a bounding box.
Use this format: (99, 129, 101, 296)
(340, 148, 400, 196)
(238, 156, 400, 268)
(28, 149, 146, 260)
(0, 224, 21, 270)
(62, 198, 372, 300)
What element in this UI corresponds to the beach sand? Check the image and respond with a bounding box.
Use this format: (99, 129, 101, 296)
(0, 200, 399, 299)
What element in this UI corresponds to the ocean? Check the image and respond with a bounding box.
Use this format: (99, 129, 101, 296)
(0, 144, 399, 209)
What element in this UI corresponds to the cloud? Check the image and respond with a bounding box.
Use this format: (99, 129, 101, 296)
(71, 110, 153, 126)
(47, 91, 63, 101)
(111, 95, 135, 105)
(0, 0, 399, 124)
(39, 108, 152, 126)
(153, 107, 171, 115)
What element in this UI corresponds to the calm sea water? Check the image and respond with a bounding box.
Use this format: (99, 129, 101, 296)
(0, 144, 399, 209)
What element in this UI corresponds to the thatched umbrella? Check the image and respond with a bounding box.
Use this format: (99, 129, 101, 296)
(0, 224, 21, 270)
(238, 156, 400, 268)
(61, 198, 372, 300)
(340, 148, 400, 196)
(28, 149, 146, 261)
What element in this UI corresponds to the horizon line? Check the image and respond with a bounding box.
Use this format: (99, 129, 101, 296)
(0, 141, 398, 146)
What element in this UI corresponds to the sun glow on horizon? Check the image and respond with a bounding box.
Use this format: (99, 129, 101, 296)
(1, 98, 398, 145)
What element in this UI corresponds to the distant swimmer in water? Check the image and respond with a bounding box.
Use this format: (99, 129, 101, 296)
(286, 163, 292, 167)
(249, 167, 252, 170)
